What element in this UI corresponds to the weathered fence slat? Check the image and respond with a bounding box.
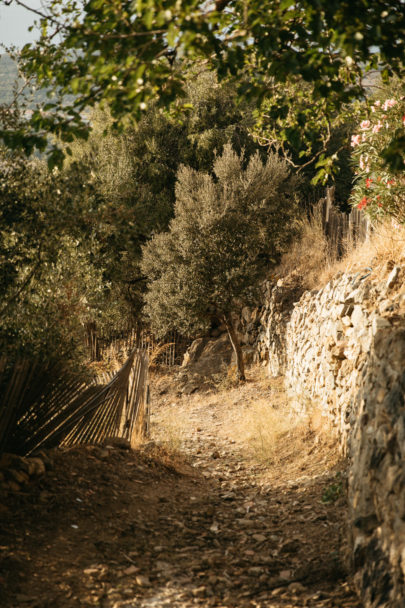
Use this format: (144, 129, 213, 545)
(319, 187, 370, 256)
(0, 349, 149, 457)
(85, 322, 191, 368)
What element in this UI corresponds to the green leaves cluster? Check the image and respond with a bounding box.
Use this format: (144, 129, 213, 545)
(0, 0, 403, 174)
(0, 111, 129, 367)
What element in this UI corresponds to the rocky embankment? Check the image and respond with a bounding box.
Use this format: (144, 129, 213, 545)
(249, 265, 405, 607)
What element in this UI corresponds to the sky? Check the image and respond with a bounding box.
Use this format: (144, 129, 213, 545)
(0, 1, 42, 48)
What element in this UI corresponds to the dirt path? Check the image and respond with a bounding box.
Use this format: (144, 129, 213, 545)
(0, 367, 361, 608)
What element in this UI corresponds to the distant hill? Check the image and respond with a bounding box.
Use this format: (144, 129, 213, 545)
(0, 53, 53, 108)
(0, 53, 20, 105)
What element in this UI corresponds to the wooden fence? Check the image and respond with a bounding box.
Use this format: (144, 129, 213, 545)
(86, 323, 191, 366)
(0, 349, 149, 457)
(319, 186, 370, 256)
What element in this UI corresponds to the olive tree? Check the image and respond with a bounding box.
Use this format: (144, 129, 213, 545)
(141, 145, 299, 380)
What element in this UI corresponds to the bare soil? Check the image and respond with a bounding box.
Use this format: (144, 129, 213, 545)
(0, 366, 362, 608)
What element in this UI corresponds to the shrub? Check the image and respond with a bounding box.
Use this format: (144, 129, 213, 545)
(350, 92, 405, 223)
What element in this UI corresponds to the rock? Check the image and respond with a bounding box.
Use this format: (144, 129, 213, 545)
(279, 570, 293, 580)
(372, 316, 391, 335)
(181, 334, 233, 378)
(103, 437, 131, 450)
(135, 575, 151, 586)
(182, 338, 209, 367)
(379, 299, 394, 314)
(248, 566, 263, 576)
(331, 342, 347, 360)
(192, 586, 208, 597)
(28, 457, 46, 476)
(386, 265, 401, 289)
(258, 270, 405, 607)
(182, 383, 198, 395)
(155, 561, 172, 572)
(96, 449, 110, 460)
(279, 539, 300, 554)
(84, 566, 102, 576)
(241, 306, 252, 323)
(123, 565, 140, 575)
(288, 582, 306, 593)
(351, 305, 365, 328)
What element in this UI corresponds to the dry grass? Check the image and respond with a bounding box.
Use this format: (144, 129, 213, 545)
(149, 342, 175, 369)
(278, 208, 405, 290)
(239, 378, 306, 465)
(242, 400, 299, 465)
(150, 406, 184, 454)
(223, 372, 335, 467)
(277, 204, 337, 290)
(321, 219, 405, 284)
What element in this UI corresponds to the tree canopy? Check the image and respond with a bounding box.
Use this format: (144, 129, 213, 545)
(141, 144, 299, 379)
(67, 72, 260, 314)
(0, 0, 403, 174)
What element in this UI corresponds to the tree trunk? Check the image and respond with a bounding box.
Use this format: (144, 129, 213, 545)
(224, 313, 246, 382)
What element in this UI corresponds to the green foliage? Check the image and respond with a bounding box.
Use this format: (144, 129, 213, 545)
(0, 0, 403, 176)
(68, 73, 259, 313)
(67, 106, 186, 314)
(182, 71, 258, 172)
(253, 76, 355, 204)
(322, 473, 343, 504)
(0, 106, 128, 367)
(141, 144, 299, 337)
(0, 69, 260, 369)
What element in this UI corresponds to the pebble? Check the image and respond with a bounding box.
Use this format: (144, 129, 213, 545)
(124, 565, 140, 575)
(135, 575, 151, 587)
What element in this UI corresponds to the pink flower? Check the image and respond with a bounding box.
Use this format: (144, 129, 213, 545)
(402, 115, 405, 125)
(382, 98, 397, 111)
(359, 154, 369, 171)
(374, 100, 381, 107)
(360, 120, 371, 130)
(372, 121, 383, 133)
(351, 134, 361, 147)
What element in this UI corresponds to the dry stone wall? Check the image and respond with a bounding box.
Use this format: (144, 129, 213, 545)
(255, 267, 405, 607)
